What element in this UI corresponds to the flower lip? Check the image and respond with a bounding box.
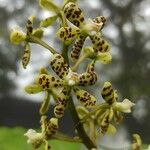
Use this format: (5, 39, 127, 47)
(84, 18, 104, 36)
(24, 129, 44, 148)
(65, 69, 79, 86)
(112, 99, 135, 113)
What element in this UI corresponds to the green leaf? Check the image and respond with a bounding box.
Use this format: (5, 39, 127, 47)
(40, 15, 58, 28)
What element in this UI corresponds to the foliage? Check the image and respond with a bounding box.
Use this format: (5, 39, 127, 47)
(0, 127, 81, 150)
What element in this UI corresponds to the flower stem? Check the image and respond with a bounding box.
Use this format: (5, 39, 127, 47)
(62, 44, 97, 149)
(68, 96, 97, 149)
(81, 103, 109, 123)
(26, 35, 57, 54)
(52, 132, 82, 143)
(71, 53, 89, 71)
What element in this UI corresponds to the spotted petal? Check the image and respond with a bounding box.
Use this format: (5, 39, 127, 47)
(92, 16, 106, 30)
(101, 81, 115, 105)
(50, 54, 69, 79)
(22, 43, 31, 69)
(54, 88, 69, 118)
(56, 27, 80, 45)
(78, 61, 97, 86)
(71, 34, 86, 62)
(36, 74, 63, 90)
(73, 87, 96, 108)
(63, 2, 85, 27)
(44, 117, 58, 139)
(90, 33, 110, 53)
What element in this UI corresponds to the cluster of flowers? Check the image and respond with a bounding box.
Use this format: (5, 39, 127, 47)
(10, 0, 135, 149)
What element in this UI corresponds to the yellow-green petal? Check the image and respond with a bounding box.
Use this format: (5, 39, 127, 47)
(40, 15, 58, 27)
(40, 91, 51, 115)
(32, 28, 44, 39)
(10, 30, 26, 45)
(25, 84, 43, 94)
(39, 0, 60, 15)
(76, 106, 89, 119)
(106, 124, 116, 135)
(97, 52, 112, 64)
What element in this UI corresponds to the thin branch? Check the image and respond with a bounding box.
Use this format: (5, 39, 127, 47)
(26, 35, 57, 54)
(52, 133, 82, 143)
(71, 53, 89, 72)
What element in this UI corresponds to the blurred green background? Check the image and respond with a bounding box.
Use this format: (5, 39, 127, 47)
(0, 0, 150, 149)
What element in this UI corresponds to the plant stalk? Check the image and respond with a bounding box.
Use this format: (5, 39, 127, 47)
(71, 53, 89, 71)
(26, 35, 57, 54)
(68, 96, 97, 149)
(62, 43, 97, 150)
